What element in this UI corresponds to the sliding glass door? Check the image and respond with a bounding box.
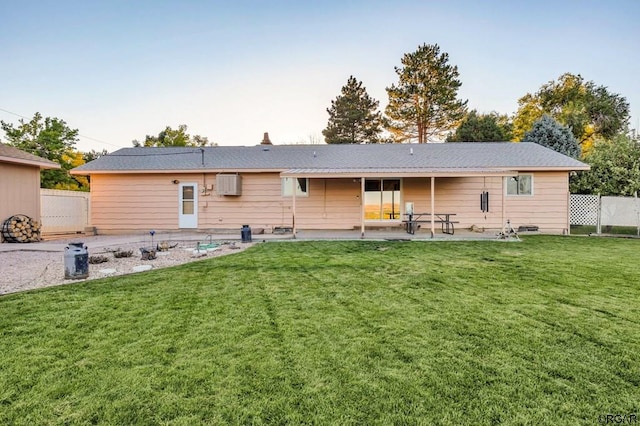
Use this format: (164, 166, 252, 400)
(364, 179, 400, 220)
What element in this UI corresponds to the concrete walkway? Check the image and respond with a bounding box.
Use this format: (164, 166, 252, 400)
(0, 228, 502, 253)
(0, 232, 248, 253)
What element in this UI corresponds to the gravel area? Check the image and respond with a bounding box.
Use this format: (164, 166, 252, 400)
(0, 238, 254, 296)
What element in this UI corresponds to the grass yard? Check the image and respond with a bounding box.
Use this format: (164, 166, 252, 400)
(1, 236, 639, 425)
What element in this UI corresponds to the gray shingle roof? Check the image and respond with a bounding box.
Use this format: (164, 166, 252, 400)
(0, 143, 60, 169)
(72, 142, 589, 174)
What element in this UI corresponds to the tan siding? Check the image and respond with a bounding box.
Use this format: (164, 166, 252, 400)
(402, 173, 570, 232)
(504, 172, 569, 231)
(294, 178, 361, 229)
(90, 174, 362, 233)
(403, 177, 504, 230)
(0, 163, 41, 225)
(88, 171, 570, 234)
(202, 176, 361, 230)
(90, 173, 187, 233)
(201, 173, 291, 230)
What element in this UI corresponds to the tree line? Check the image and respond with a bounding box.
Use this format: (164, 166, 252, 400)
(321, 43, 636, 196)
(323, 44, 630, 147)
(1, 42, 637, 195)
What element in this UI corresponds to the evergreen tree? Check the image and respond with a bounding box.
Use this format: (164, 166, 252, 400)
(522, 114, 580, 158)
(385, 43, 467, 143)
(446, 110, 512, 142)
(322, 76, 384, 144)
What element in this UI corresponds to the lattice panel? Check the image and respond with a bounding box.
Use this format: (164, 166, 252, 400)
(570, 194, 599, 225)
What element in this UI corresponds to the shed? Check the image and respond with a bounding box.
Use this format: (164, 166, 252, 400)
(0, 143, 60, 242)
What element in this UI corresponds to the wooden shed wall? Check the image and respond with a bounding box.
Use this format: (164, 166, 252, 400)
(0, 163, 41, 225)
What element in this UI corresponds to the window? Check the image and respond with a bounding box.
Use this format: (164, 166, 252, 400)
(182, 186, 195, 214)
(506, 175, 533, 196)
(364, 179, 401, 220)
(282, 177, 309, 197)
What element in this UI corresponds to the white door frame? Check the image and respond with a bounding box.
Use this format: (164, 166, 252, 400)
(178, 182, 198, 228)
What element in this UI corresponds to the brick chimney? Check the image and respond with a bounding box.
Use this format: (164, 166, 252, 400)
(260, 132, 272, 145)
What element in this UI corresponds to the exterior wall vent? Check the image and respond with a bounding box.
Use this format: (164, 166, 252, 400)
(216, 174, 242, 196)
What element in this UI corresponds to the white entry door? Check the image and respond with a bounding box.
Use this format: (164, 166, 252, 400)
(179, 182, 198, 228)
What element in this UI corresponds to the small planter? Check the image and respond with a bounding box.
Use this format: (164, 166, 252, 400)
(89, 255, 109, 264)
(114, 250, 133, 258)
(140, 247, 157, 260)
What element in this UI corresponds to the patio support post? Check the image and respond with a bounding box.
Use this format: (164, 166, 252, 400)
(292, 178, 297, 239)
(430, 176, 435, 238)
(360, 177, 365, 239)
(501, 177, 506, 229)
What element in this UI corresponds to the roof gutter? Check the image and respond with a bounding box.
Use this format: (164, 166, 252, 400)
(0, 155, 61, 169)
(70, 168, 285, 176)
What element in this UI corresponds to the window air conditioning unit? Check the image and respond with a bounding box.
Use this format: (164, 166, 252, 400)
(216, 174, 242, 196)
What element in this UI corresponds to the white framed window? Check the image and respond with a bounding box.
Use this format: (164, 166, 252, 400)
(506, 174, 533, 196)
(282, 177, 309, 197)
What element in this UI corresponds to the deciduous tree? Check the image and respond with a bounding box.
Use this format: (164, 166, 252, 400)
(512, 73, 630, 152)
(385, 43, 467, 143)
(522, 114, 580, 158)
(446, 110, 512, 142)
(1, 112, 86, 189)
(83, 149, 109, 163)
(133, 125, 213, 147)
(322, 76, 384, 144)
(570, 135, 640, 196)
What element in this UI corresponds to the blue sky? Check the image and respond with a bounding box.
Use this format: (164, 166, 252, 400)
(1, 0, 638, 152)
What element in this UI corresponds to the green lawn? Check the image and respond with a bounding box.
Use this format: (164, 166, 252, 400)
(1, 236, 639, 425)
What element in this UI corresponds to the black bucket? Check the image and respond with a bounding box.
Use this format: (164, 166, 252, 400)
(241, 225, 252, 243)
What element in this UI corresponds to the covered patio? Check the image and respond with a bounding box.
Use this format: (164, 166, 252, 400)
(281, 168, 517, 239)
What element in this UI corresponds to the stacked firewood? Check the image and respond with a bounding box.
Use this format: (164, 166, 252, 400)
(1, 214, 42, 243)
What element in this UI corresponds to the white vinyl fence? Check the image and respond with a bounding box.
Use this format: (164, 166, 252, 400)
(570, 194, 640, 234)
(40, 189, 89, 234)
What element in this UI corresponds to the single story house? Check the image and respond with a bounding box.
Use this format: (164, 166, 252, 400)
(71, 142, 589, 237)
(0, 143, 60, 241)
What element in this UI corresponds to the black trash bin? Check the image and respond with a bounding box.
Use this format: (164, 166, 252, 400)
(241, 225, 252, 243)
